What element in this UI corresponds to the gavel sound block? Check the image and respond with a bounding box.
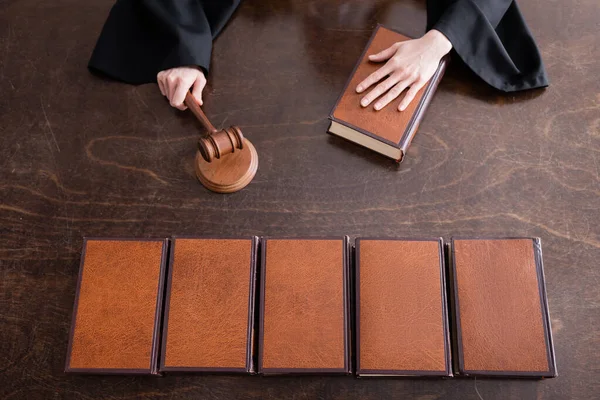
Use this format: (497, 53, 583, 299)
(184, 92, 258, 193)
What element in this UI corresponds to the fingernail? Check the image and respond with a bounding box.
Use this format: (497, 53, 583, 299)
(356, 85, 363, 93)
(374, 103, 381, 111)
(360, 99, 368, 107)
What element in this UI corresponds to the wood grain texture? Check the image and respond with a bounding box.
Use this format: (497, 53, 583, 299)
(0, 0, 598, 398)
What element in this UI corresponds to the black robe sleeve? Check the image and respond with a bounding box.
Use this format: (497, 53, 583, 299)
(88, 0, 241, 85)
(426, 0, 548, 92)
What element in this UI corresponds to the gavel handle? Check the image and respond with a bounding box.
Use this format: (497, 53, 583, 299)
(184, 92, 218, 134)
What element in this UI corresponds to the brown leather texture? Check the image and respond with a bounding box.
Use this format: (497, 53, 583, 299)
(358, 239, 448, 373)
(163, 238, 253, 369)
(453, 239, 550, 373)
(68, 239, 165, 371)
(332, 26, 438, 145)
(261, 239, 346, 371)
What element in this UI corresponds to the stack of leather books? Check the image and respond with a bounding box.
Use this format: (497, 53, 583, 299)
(66, 236, 556, 378)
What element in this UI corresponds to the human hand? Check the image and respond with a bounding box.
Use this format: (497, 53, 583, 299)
(157, 66, 206, 110)
(356, 29, 452, 111)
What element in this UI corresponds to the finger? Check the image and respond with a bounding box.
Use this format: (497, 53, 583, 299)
(191, 75, 206, 106)
(165, 75, 176, 104)
(171, 77, 194, 110)
(398, 80, 426, 111)
(157, 74, 166, 97)
(360, 74, 400, 107)
(374, 80, 411, 111)
(356, 63, 392, 93)
(368, 43, 398, 62)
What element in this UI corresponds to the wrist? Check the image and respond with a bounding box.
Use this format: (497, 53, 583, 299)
(424, 29, 452, 58)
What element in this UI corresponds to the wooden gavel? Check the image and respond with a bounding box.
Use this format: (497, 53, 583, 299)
(184, 92, 244, 162)
(183, 91, 258, 193)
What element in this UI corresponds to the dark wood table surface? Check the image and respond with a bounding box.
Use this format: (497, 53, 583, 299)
(1, 0, 598, 399)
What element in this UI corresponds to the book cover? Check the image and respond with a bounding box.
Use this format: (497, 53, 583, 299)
(65, 238, 168, 375)
(160, 237, 258, 373)
(355, 238, 452, 377)
(258, 237, 351, 375)
(449, 237, 557, 378)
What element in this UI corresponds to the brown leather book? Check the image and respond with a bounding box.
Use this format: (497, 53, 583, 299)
(449, 238, 557, 378)
(355, 238, 452, 377)
(258, 237, 351, 374)
(328, 25, 448, 162)
(160, 237, 258, 373)
(65, 238, 168, 375)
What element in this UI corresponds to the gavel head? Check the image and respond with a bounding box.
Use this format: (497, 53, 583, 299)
(197, 126, 244, 162)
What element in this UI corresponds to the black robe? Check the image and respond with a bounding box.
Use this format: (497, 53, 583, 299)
(89, 0, 548, 92)
(89, 0, 241, 84)
(426, 0, 548, 91)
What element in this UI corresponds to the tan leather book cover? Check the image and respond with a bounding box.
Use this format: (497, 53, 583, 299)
(160, 237, 258, 373)
(355, 238, 451, 376)
(65, 238, 168, 375)
(258, 237, 351, 374)
(450, 238, 557, 377)
(329, 25, 448, 162)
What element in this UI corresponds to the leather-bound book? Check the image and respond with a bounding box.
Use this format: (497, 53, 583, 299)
(65, 238, 168, 375)
(258, 237, 351, 374)
(328, 25, 448, 162)
(160, 237, 258, 373)
(449, 238, 557, 378)
(355, 238, 452, 377)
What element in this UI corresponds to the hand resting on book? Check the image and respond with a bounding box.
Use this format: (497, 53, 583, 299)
(356, 29, 452, 112)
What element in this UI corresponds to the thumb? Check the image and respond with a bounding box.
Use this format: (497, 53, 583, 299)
(191, 74, 206, 106)
(368, 43, 398, 62)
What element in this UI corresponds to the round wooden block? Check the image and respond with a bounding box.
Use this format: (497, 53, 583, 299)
(195, 138, 258, 193)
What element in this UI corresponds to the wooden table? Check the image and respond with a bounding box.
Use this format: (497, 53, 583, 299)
(1, 1, 598, 399)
